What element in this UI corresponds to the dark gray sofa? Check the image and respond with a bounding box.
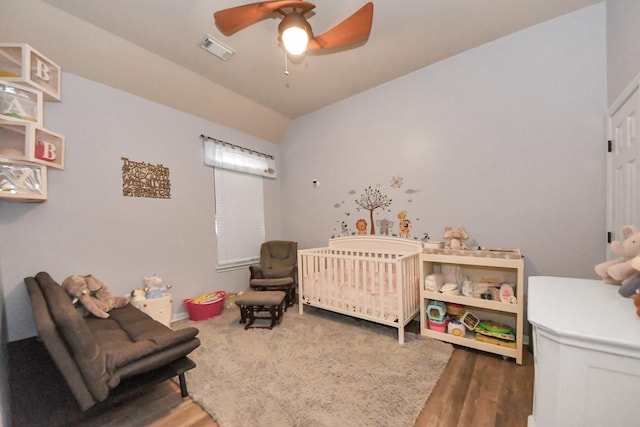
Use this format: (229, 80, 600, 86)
(24, 271, 200, 411)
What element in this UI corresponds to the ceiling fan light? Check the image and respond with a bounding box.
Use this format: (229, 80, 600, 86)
(279, 12, 311, 55)
(282, 27, 308, 55)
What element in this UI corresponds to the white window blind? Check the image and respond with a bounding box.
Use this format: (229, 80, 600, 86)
(214, 167, 265, 271)
(203, 135, 273, 271)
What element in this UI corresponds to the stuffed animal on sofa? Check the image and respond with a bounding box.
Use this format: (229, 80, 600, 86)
(595, 225, 640, 285)
(444, 226, 469, 249)
(62, 275, 111, 318)
(85, 274, 128, 311)
(144, 275, 172, 299)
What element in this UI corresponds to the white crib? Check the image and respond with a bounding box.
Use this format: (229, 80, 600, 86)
(297, 236, 423, 344)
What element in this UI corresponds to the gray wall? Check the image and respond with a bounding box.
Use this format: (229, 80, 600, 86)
(0, 73, 282, 342)
(279, 5, 607, 282)
(607, 0, 640, 105)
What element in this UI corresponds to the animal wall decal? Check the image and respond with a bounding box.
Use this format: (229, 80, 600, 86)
(397, 211, 411, 238)
(332, 176, 424, 239)
(355, 186, 392, 235)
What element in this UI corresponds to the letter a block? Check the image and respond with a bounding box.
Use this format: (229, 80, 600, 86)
(0, 80, 43, 125)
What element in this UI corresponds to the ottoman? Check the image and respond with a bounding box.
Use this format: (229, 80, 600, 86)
(249, 276, 296, 310)
(234, 290, 286, 330)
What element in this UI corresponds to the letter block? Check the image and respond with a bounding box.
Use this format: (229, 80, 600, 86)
(0, 80, 43, 125)
(0, 122, 65, 169)
(0, 157, 47, 202)
(0, 43, 61, 102)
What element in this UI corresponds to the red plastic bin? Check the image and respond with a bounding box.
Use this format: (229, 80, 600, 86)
(183, 291, 226, 321)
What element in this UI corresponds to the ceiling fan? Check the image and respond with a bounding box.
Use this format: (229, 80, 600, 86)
(213, 1, 374, 56)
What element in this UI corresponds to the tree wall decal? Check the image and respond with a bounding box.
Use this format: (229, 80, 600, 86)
(355, 186, 392, 234)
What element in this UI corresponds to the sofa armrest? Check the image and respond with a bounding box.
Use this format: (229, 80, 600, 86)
(33, 272, 110, 403)
(25, 275, 97, 411)
(249, 264, 263, 279)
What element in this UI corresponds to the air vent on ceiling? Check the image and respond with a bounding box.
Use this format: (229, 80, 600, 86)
(200, 35, 235, 61)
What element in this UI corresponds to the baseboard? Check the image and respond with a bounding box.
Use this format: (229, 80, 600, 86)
(171, 312, 189, 323)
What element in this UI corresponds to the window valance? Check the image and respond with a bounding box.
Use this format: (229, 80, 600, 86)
(202, 135, 277, 178)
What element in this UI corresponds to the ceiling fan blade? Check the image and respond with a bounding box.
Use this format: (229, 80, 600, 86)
(214, 1, 315, 36)
(307, 2, 373, 51)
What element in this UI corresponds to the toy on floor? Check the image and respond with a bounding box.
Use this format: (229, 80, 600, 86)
(595, 225, 640, 285)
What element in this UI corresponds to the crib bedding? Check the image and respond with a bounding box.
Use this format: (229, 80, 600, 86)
(297, 236, 423, 344)
(302, 270, 418, 319)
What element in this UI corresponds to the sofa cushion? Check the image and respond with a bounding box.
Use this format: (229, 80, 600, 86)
(85, 305, 199, 375)
(35, 272, 109, 402)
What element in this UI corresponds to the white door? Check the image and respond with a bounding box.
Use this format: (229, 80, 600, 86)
(607, 80, 640, 258)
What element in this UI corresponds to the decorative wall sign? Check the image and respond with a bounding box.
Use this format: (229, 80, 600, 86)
(121, 157, 171, 199)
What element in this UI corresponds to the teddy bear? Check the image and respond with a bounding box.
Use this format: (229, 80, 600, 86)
(144, 275, 172, 299)
(62, 274, 128, 318)
(444, 226, 469, 249)
(595, 225, 640, 285)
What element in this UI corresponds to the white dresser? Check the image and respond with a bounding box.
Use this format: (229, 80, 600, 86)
(528, 276, 640, 427)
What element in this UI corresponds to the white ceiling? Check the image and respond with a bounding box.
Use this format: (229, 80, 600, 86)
(41, 0, 601, 120)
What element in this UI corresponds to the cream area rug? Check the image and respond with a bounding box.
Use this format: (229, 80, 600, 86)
(174, 301, 453, 427)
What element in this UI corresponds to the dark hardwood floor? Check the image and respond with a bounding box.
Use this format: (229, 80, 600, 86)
(9, 336, 533, 427)
(416, 347, 534, 427)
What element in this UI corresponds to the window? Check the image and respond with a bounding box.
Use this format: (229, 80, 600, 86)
(214, 168, 265, 271)
(202, 136, 276, 271)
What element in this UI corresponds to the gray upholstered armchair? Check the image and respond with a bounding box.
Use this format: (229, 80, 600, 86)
(249, 240, 298, 308)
